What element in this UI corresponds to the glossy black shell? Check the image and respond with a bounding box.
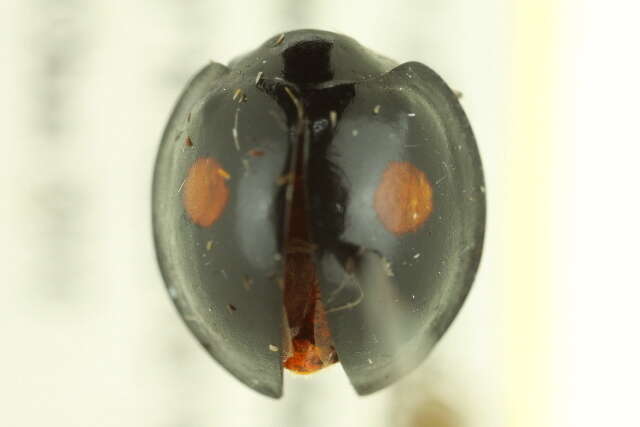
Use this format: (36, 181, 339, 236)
(152, 29, 485, 398)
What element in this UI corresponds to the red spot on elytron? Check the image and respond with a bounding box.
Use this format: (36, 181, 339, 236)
(183, 157, 230, 227)
(374, 161, 433, 235)
(185, 136, 193, 147)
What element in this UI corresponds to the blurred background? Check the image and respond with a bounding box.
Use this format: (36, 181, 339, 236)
(2, 0, 639, 426)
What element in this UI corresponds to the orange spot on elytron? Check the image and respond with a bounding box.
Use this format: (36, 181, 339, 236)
(374, 161, 433, 235)
(183, 157, 230, 227)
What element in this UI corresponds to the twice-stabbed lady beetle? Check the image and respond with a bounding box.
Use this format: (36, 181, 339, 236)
(152, 29, 485, 398)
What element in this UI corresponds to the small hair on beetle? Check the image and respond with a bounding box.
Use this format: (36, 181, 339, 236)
(274, 33, 285, 46)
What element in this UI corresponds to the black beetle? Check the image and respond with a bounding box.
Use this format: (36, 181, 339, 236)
(152, 29, 485, 398)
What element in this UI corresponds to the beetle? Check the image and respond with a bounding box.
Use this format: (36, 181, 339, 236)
(152, 29, 485, 398)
